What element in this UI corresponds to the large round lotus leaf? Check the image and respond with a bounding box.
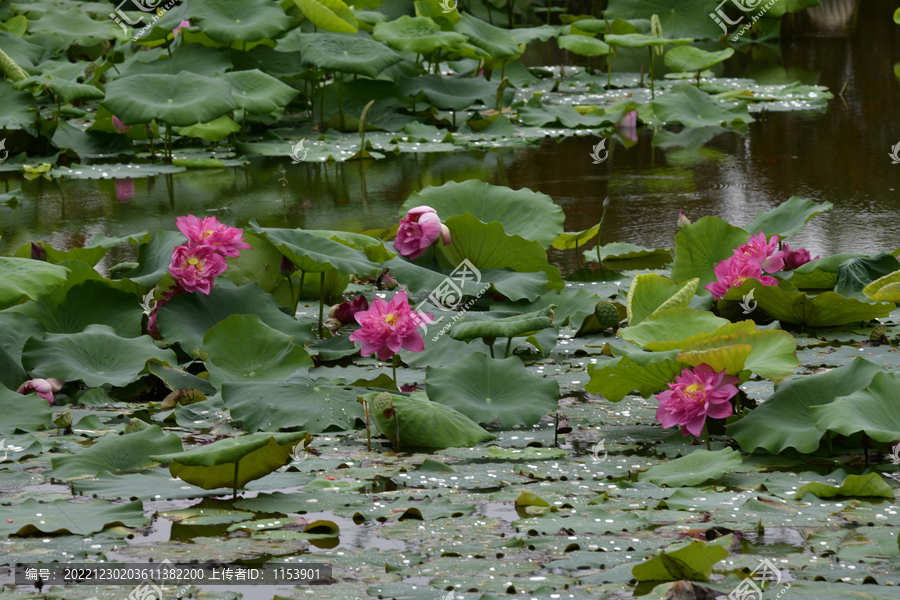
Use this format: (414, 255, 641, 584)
(190, 0, 292, 43)
(604, 33, 693, 48)
(112, 230, 186, 286)
(664, 46, 733, 73)
(399, 74, 511, 112)
(250, 220, 379, 275)
(435, 214, 563, 290)
(362, 391, 496, 449)
(632, 539, 728, 582)
(215, 69, 300, 114)
(583, 242, 674, 270)
(722, 279, 895, 328)
(294, 0, 358, 34)
(639, 448, 742, 487)
(198, 314, 314, 389)
(586, 349, 683, 402)
(864, 269, 900, 302)
(425, 353, 559, 427)
(101, 73, 237, 127)
(50, 425, 184, 480)
(0, 387, 53, 435)
(677, 329, 799, 384)
(453, 12, 521, 58)
(793, 472, 894, 501)
(0, 499, 147, 537)
(742, 196, 833, 238)
(118, 44, 232, 78)
(650, 85, 754, 128)
(405, 181, 564, 249)
(604, 0, 718, 39)
(282, 32, 402, 78)
(670, 216, 750, 294)
(158, 282, 312, 354)
(0, 345, 27, 391)
(557, 35, 610, 57)
(309, 230, 396, 264)
(24, 8, 113, 49)
(221, 379, 364, 433)
(551, 224, 600, 250)
(727, 358, 885, 454)
(626, 273, 698, 326)
(450, 306, 554, 342)
(175, 115, 241, 143)
(373, 16, 467, 54)
(618, 307, 731, 349)
(811, 371, 900, 443)
(835, 253, 900, 302)
(150, 431, 311, 490)
(0, 257, 69, 308)
(22, 324, 178, 387)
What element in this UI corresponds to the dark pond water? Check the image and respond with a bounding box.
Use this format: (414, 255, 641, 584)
(1, 0, 898, 275)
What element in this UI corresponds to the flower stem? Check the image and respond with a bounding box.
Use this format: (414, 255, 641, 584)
(504, 337, 513, 358)
(596, 201, 608, 267)
(391, 354, 400, 388)
(364, 401, 371, 452)
(232, 458, 240, 500)
(575, 239, 583, 270)
(286, 275, 296, 317)
(318, 272, 325, 337)
(703, 423, 711, 451)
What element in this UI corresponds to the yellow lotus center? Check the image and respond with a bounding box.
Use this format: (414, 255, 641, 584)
(684, 383, 705, 400)
(384, 313, 398, 326)
(187, 257, 200, 266)
(204, 230, 214, 238)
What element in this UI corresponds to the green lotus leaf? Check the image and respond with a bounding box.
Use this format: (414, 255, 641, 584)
(175, 116, 241, 143)
(149, 363, 216, 395)
(650, 84, 754, 128)
(250, 221, 379, 275)
(863, 269, 900, 302)
(742, 196, 833, 238)
(810, 371, 900, 443)
(24, 8, 112, 49)
(50, 425, 184, 480)
(157, 281, 312, 354)
(22, 324, 177, 387)
(722, 279, 895, 327)
(583, 242, 674, 270)
(13, 70, 104, 104)
(150, 431, 312, 491)
(0, 499, 147, 537)
(399, 74, 513, 111)
(454, 12, 521, 59)
(403, 180, 565, 249)
(605, 0, 722, 38)
(834, 253, 900, 301)
(551, 224, 600, 250)
(435, 214, 563, 290)
(101, 73, 237, 127)
(0, 345, 27, 391)
(363, 391, 496, 449)
(373, 16, 466, 54)
(117, 44, 232, 78)
(198, 315, 314, 389)
(425, 353, 559, 427)
(585, 349, 684, 402)
(111, 230, 186, 286)
(794, 472, 895, 501)
(450, 306, 555, 342)
(789, 253, 868, 290)
(618, 307, 730, 349)
(518, 95, 609, 128)
(727, 358, 885, 454)
(664, 46, 733, 72)
(670, 215, 750, 294)
(677, 329, 799, 383)
(0, 257, 69, 308)
(284, 32, 402, 78)
(639, 448, 742, 487)
(221, 379, 364, 433)
(632, 539, 728, 582)
(514, 506, 648, 535)
(604, 33, 693, 48)
(14, 240, 108, 267)
(493, 288, 605, 328)
(626, 273, 699, 326)
(557, 34, 610, 56)
(216, 69, 299, 115)
(0, 386, 53, 434)
(294, 0, 358, 33)
(191, 0, 292, 43)
(309, 230, 396, 263)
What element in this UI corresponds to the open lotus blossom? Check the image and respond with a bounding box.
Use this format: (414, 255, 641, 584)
(112, 115, 131, 134)
(176, 215, 252, 257)
(172, 19, 190, 36)
(704, 256, 778, 299)
(168, 245, 228, 295)
(349, 291, 432, 361)
(734, 232, 785, 273)
(394, 206, 451, 260)
(782, 242, 817, 270)
(656, 364, 739, 437)
(17, 378, 64, 405)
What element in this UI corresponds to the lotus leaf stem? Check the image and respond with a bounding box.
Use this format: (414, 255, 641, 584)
(391, 353, 399, 388)
(575, 239, 582, 269)
(232, 458, 239, 500)
(338, 73, 345, 131)
(318, 271, 325, 337)
(703, 423, 711, 451)
(504, 337, 512, 358)
(364, 400, 371, 452)
(394, 410, 401, 452)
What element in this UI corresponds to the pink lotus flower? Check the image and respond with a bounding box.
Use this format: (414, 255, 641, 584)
(168, 245, 228, 295)
(112, 115, 131, 134)
(393, 206, 451, 260)
(615, 109, 638, 142)
(704, 256, 778, 299)
(734, 232, 785, 274)
(656, 364, 739, 437)
(17, 378, 64, 405)
(677, 209, 691, 229)
(175, 215, 251, 257)
(172, 19, 190, 36)
(782, 242, 817, 270)
(330, 295, 369, 325)
(349, 291, 432, 360)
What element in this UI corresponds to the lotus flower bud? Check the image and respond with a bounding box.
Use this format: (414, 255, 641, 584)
(31, 243, 46, 261)
(678, 209, 691, 229)
(332, 295, 369, 324)
(483, 336, 497, 346)
(17, 378, 63, 405)
(279, 255, 297, 277)
(603, 196, 610, 208)
(112, 115, 131, 134)
(377, 270, 398, 290)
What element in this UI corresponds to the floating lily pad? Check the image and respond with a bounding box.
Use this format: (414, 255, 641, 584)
(50, 425, 183, 480)
(639, 448, 743, 487)
(0, 498, 147, 536)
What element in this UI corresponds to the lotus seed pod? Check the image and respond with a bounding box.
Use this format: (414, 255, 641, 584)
(373, 392, 393, 413)
(594, 302, 620, 329)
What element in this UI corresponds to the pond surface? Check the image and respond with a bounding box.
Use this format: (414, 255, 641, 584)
(2, 0, 898, 274)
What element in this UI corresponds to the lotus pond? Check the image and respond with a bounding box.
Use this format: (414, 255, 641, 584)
(3, 1, 900, 600)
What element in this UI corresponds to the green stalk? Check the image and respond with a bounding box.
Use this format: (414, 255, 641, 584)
(338, 73, 345, 131)
(575, 239, 583, 269)
(596, 198, 609, 267)
(648, 47, 655, 100)
(391, 354, 399, 388)
(364, 401, 371, 452)
(703, 423, 711, 451)
(232, 459, 240, 500)
(318, 271, 325, 337)
(504, 337, 513, 358)
(287, 275, 296, 316)
(394, 410, 401, 452)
